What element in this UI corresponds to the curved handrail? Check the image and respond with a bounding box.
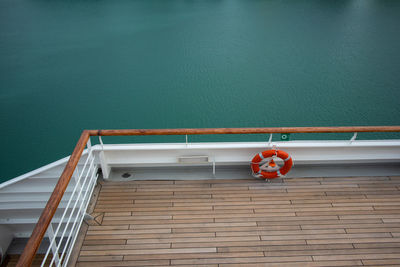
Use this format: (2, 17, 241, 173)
(16, 126, 400, 266)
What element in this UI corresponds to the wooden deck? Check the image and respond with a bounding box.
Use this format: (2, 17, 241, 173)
(75, 176, 400, 267)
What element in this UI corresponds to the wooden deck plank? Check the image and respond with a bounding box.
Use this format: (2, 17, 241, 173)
(86, 228, 172, 235)
(76, 259, 169, 266)
(131, 222, 257, 229)
(81, 243, 172, 250)
(102, 215, 173, 220)
(171, 240, 307, 248)
(258, 247, 400, 257)
(217, 243, 353, 253)
(133, 197, 253, 203)
(85, 232, 216, 240)
(80, 247, 217, 256)
(124, 236, 261, 244)
(88, 225, 129, 230)
(110, 209, 256, 215)
(218, 260, 363, 266)
(258, 219, 383, 226)
(170, 255, 312, 265)
(306, 237, 400, 245)
(313, 253, 400, 260)
(346, 227, 400, 233)
(172, 225, 301, 233)
(354, 242, 400, 248)
(83, 239, 126, 245)
(261, 233, 392, 241)
(101, 218, 215, 225)
(215, 215, 339, 223)
(362, 259, 400, 265)
(216, 229, 346, 237)
(301, 223, 400, 230)
(76, 255, 123, 262)
(123, 252, 264, 261)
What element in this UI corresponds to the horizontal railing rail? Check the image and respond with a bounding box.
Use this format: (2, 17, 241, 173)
(96, 126, 400, 135)
(17, 126, 400, 266)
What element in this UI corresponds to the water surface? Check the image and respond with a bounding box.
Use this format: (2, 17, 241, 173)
(1, 0, 400, 182)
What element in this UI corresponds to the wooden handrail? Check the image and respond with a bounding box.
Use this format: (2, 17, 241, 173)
(94, 126, 400, 136)
(17, 126, 400, 266)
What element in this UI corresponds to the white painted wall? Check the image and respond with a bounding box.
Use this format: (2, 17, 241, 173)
(94, 140, 400, 178)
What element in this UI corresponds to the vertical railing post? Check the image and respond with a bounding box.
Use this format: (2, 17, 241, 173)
(86, 138, 92, 150)
(73, 166, 83, 220)
(98, 136, 110, 179)
(212, 158, 216, 177)
(350, 132, 358, 143)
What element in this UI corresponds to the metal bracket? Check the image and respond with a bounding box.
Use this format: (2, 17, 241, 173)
(212, 157, 216, 177)
(350, 132, 358, 143)
(98, 136, 104, 150)
(268, 133, 273, 147)
(83, 213, 94, 223)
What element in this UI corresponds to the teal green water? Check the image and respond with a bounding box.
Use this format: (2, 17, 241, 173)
(1, 0, 400, 182)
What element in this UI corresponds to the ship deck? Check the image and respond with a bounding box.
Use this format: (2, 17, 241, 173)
(69, 176, 400, 266)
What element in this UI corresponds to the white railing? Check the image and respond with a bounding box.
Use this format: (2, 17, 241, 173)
(41, 141, 98, 267)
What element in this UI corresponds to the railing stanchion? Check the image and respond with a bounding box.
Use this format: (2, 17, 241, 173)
(268, 133, 273, 147)
(212, 158, 216, 177)
(350, 132, 358, 143)
(87, 138, 92, 150)
(98, 136, 104, 150)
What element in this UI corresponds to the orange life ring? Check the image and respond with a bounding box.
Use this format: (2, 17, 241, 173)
(251, 149, 293, 179)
